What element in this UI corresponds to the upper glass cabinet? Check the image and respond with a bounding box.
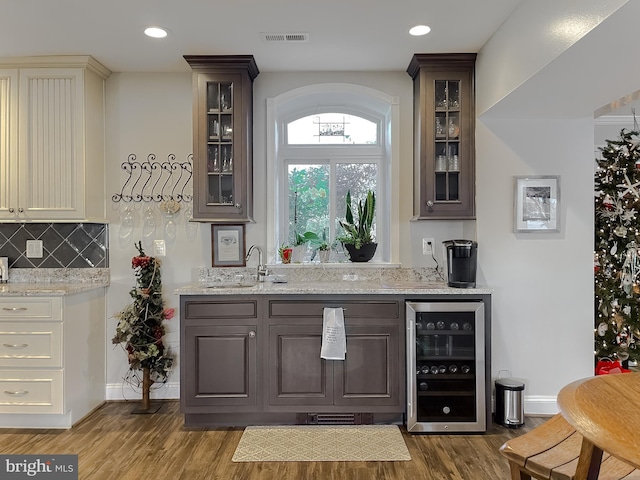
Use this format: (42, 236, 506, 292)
(407, 54, 476, 220)
(184, 55, 259, 223)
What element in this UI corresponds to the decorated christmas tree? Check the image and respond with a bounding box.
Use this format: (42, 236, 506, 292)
(595, 128, 640, 365)
(113, 241, 173, 410)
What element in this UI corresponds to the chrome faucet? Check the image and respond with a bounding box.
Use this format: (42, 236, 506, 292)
(246, 245, 268, 282)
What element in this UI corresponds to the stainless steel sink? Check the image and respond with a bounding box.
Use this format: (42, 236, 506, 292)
(380, 281, 445, 289)
(204, 282, 258, 289)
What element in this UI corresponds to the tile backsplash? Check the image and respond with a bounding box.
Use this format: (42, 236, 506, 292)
(0, 223, 108, 268)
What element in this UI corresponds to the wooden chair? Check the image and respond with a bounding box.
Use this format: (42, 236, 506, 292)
(499, 413, 640, 480)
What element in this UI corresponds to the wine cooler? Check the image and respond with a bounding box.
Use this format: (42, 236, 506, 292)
(406, 301, 486, 433)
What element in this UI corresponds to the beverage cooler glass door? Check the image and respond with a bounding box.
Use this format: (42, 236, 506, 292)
(406, 301, 485, 433)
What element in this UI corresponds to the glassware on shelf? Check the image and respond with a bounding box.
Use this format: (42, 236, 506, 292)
(448, 118, 459, 138)
(435, 117, 444, 137)
(448, 155, 459, 172)
(436, 155, 447, 172)
(220, 93, 229, 111)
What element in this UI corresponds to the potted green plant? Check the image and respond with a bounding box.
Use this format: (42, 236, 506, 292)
(317, 231, 331, 263)
(338, 189, 377, 262)
(292, 231, 320, 263)
(278, 243, 292, 264)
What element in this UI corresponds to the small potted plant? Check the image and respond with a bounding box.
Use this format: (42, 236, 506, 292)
(317, 231, 331, 263)
(278, 243, 292, 264)
(292, 231, 320, 263)
(338, 189, 377, 262)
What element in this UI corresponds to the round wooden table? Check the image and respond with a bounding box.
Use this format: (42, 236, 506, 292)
(557, 372, 640, 476)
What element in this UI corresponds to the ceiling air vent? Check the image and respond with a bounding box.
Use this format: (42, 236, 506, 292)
(262, 32, 309, 43)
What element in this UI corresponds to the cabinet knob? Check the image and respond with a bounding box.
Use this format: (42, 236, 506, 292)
(248, 330, 256, 338)
(8, 208, 14, 213)
(18, 207, 24, 213)
(426, 201, 434, 208)
(234, 203, 242, 209)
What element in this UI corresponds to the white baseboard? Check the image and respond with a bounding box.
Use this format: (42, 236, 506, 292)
(106, 382, 180, 401)
(524, 395, 559, 416)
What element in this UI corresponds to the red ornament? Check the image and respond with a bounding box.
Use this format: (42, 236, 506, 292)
(603, 194, 615, 211)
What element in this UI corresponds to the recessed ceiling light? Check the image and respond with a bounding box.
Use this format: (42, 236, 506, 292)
(409, 25, 431, 36)
(144, 26, 169, 39)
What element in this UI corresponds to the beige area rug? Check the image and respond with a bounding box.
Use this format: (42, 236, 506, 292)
(231, 425, 411, 462)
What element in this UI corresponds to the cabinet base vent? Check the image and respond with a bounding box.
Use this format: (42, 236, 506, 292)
(297, 413, 373, 425)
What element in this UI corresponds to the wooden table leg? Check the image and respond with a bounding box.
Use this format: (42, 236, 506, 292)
(574, 438, 604, 480)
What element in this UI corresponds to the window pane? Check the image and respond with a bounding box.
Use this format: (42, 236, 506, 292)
(288, 164, 330, 244)
(287, 113, 377, 145)
(336, 163, 378, 242)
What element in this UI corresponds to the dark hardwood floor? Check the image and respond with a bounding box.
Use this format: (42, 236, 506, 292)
(0, 401, 547, 480)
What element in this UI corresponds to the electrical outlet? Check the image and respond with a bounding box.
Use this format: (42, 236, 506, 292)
(26, 240, 43, 258)
(422, 238, 435, 255)
(153, 240, 166, 257)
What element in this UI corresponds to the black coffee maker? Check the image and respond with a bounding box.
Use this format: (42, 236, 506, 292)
(443, 240, 478, 288)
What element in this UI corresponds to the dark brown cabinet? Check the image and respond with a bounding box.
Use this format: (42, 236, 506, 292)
(180, 298, 259, 416)
(265, 299, 403, 414)
(180, 296, 404, 427)
(184, 55, 259, 223)
(407, 54, 476, 219)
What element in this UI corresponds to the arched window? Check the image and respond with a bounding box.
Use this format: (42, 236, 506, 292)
(266, 84, 397, 263)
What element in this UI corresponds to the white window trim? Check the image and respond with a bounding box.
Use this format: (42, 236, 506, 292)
(266, 83, 400, 264)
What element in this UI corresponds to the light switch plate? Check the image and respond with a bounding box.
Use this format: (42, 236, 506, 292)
(153, 240, 166, 257)
(26, 240, 43, 258)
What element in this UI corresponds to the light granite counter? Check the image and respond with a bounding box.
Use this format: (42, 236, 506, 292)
(175, 281, 491, 295)
(0, 269, 109, 296)
(176, 265, 491, 296)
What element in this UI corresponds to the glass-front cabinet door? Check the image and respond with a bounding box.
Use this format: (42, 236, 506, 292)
(185, 55, 259, 223)
(206, 81, 235, 206)
(407, 54, 476, 219)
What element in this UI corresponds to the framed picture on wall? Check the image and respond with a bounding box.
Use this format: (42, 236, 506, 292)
(514, 176, 560, 233)
(211, 224, 246, 267)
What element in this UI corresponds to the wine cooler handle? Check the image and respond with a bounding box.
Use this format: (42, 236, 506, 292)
(407, 316, 415, 420)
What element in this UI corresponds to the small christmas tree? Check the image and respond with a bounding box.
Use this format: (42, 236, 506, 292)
(113, 241, 173, 410)
(595, 128, 640, 366)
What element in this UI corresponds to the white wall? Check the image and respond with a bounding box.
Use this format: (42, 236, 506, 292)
(105, 73, 201, 398)
(102, 2, 640, 410)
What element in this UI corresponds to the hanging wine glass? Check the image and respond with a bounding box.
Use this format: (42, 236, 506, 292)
(119, 205, 134, 241)
(142, 205, 157, 249)
(161, 199, 180, 247)
(185, 202, 198, 242)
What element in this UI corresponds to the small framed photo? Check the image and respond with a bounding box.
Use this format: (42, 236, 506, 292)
(212, 224, 246, 267)
(514, 176, 560, 233)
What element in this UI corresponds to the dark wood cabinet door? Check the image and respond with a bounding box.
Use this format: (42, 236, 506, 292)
(407, 53, 476, 219)
(334, 325, 402, 407)
(266, 324, 333, 408)
(184, 55, 258, 223)
(182, 324, 257, 409)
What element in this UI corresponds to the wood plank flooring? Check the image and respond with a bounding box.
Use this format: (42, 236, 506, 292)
(0, 401, 547, 480)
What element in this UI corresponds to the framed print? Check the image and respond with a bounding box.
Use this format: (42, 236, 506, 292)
(212, 224, 246, 266)
(514, 176, 560, 233)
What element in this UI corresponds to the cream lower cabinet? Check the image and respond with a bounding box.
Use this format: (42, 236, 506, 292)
(0, 290, 106, 428)
(0, 56, 111, 222)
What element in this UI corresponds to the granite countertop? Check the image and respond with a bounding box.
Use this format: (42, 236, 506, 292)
(0, 268, 110, 297)
(175, 280, 491, 296)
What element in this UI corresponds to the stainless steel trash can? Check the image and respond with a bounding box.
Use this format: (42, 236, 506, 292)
(495, 378, 525, 428)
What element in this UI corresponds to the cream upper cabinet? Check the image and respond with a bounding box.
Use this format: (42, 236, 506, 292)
(0, 56, 111, 222)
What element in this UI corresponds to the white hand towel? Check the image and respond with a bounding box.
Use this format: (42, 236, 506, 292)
(320, 307, 346, 360)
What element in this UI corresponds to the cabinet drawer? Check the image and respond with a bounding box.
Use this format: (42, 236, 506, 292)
(183, 300, 258, 319)
(269, 300, 399, 319)
(0, 298, 62, 321)
(0, 322, 62, 367)
(0, 370, 63, 414)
